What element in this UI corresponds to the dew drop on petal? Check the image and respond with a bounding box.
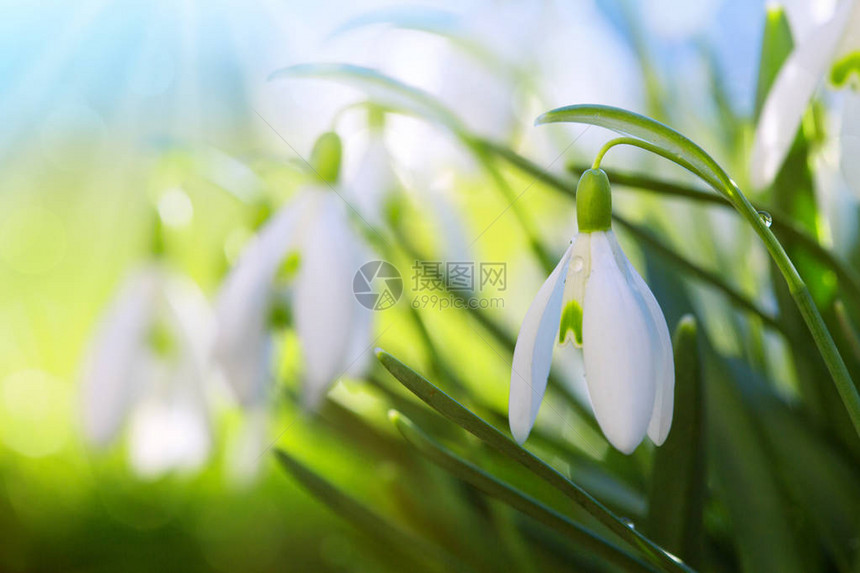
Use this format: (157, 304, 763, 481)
(571, 256, 584, 272)
(758, 210, 772, 228)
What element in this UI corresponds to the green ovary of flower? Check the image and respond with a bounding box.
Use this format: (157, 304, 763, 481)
(576, 168, 612, 233)
(830, 51, 860, 88)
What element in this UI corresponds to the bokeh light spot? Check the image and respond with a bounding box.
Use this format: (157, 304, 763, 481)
(0, 369, 70, 458)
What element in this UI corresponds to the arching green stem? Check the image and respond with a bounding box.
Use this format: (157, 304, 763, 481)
(589, 137, 860, 438)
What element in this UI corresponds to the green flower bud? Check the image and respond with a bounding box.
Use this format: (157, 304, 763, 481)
(310, 131, 342, 184)
(830, 51, 860, 89)
(576, 168, 612, 233)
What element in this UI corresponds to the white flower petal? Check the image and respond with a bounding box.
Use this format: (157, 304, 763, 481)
(509, 244, 573, 444)
(840, 0, 860, 54)
(342, 240, 377, 379)
(582, 232, 656, 454)
(559, 234, 592, 347)
(840, 90, 860, 198)
(294, 194, 367, 409)
(164, 274, 216, 381)
(751, 1, 853, 189)
(226, 406, 269, 486)
(80, 266, 162, 446)
(129, 396, 210, 478)
(343, 303, 375, 379)
(346, 135, 398, 226)
(781, 0, 839, 44)
(606, 233, 675, 445)
(214, 191, 314, 406)
(123, 271, 215, 477)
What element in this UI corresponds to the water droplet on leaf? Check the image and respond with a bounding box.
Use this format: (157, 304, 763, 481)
(758, 211, 772, 228)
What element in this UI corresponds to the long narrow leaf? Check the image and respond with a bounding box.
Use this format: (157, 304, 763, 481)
(273, 449, 472, 573)
(376, 349, 695, 573)
(707, 361, 809, 573)
(646, 316, 705, 566)
(389, 411, 658, 573)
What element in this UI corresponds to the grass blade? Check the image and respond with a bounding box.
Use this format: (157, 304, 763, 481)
(707, 361, 809, 573)
(646, 316, 705, 566)
(273, 449, 472, 573)
(376, 349, 694, 573)
(389, 410, 658, 573)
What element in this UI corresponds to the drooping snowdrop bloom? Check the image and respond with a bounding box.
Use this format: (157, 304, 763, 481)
(509, 169, 674, 454)
(81, 263, 214, 477)
(344, 115, 400, 228)
(751, 0, 860, 190)
(214, 132, 373, 413)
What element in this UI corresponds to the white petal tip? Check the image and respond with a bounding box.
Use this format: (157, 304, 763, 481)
(509, 423, 531, 445)
(648, 413, 673, 446)
(606, 434, 642, 455)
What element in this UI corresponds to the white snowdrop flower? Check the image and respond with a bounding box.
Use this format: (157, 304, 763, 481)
(751, 0, 860, 190)
(345, 124, 399, 227)
(509, 169, 674, 454)
(81, 263, 214, 476)
(214, 132, 373, 412)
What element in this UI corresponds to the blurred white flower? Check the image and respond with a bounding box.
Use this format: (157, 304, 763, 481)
(782, 0, 840, 43)
(509, 170, 674, 454)
(813, 126, 860, 253)
(344, 129, 400, 227)
(751, 0, 860, 189)
(214, 187, 373, 411)
(81, 264, 214, 477)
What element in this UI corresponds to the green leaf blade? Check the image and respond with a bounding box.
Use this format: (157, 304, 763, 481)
(646, 316, 705, 567)
(273, 449, 470, 573)
(389, 410, 658, 573)
(376, 348, 695, 573)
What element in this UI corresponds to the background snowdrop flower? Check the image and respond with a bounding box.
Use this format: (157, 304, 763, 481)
(81, 263, 214, 477)
(751, 0, 860, 189)
(342, 113, 401, 227)
(509, 169, 674, 454)
(214, 132, 373, 413)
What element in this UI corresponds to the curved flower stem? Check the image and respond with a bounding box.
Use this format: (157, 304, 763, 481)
(477, 139, 860, 306)
(567, 165, 860, 304)
(593, 139, 860, 438)
(473, 140, 783, 330)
